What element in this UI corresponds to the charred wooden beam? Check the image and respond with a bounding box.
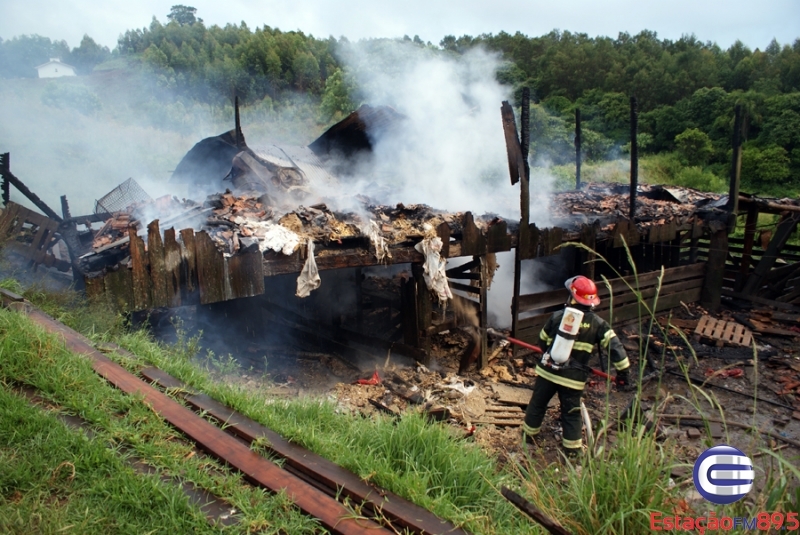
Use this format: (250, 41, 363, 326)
(726, 104, 743, 219)
(501, 101, 524, 186)
(479, 255, 489, 368)
(501, 487, 573, 535)
(701, 223, 728, 311)
(742, 212, 800, 296)
(261, 299, 425, 363)
(629, 96, 638, 220)
(735, 202, 758, 292)
(0, 153, 62, 222)
(575, 108, 582, 190)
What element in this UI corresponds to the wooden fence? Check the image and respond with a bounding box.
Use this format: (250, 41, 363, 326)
(514, 262, 706, 344)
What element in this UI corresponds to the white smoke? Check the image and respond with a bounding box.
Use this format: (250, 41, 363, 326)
(335, 40, 523, 218)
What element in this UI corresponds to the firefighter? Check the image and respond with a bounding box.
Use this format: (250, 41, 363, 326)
(522, 275, 630, 458)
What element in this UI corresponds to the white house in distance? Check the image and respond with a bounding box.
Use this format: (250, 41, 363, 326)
(36, 58, 77, 78)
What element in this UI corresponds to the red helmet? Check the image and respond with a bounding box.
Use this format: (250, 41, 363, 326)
(565, 276, 600, 307)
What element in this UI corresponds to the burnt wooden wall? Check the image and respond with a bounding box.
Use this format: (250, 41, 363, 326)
(86, 220, 265, 310)
(85, 212, 514, 314)
(0, 201, 70, 272)
(514, 262, 706, 345)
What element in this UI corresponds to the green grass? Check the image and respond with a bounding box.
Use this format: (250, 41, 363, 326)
(549, 153, 729, 193)
(0, 308, 323, 534)
(2, 272, 798, 534)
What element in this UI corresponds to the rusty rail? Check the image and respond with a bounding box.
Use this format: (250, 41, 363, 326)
(138, 367, 468, 535)
(0, 287, 469, 534)
(0, 288, 388, 535)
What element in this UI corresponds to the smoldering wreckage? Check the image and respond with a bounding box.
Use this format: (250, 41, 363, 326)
(2, 97, 800, 525)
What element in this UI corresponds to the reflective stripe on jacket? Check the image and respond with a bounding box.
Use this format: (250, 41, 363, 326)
(536, 307, 629, 390)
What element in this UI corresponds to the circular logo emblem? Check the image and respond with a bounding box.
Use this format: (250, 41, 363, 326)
(693, 444, 754, 504)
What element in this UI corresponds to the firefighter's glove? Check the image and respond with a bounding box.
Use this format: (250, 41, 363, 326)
(615, 370, 633, 391)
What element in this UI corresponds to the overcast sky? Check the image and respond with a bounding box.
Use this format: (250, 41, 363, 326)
(1, 0, 798, 52)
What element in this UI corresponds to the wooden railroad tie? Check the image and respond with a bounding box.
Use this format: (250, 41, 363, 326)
(694, 315, 752, 347)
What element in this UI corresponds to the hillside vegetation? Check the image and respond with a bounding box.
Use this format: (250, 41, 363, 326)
(1, 6, 799, 203)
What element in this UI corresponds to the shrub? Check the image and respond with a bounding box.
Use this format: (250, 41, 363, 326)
(40, 82, 101, 115)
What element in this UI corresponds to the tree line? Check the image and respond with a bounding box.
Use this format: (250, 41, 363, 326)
(1, 5, 798, 192)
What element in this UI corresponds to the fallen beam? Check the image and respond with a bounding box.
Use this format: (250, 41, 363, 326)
(139, 367, 467, 535)
(0, 153, 62, 222)
(501, 487, 573, 535)
(0, 289, 389, 535)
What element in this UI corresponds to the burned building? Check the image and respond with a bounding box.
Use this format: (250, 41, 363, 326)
(2, 98, 800, 374)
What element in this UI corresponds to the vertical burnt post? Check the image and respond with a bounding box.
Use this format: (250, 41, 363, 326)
(234, 96, 243, 149)
(60, 195, 72, 219)
(727, 104, 743, 224)
(1, 153, 9, 206)
(575, 108, 582, 190)
(512, 88, 531, 358)
(629, 96, 638, 220)
(736, 201, 758, 291)
(58, 194, 85, 290)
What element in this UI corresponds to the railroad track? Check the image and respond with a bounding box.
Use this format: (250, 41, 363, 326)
(0, 288, 468, 535)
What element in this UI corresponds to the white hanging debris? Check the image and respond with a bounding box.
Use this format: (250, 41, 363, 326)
(361, 220, 391, 262)
(252, 222, 300, 256)
(414, 236, 452, 305)
(296, 240, 321, 298)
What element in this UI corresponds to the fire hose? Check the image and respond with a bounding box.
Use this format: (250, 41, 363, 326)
(486, 328, 625, 385)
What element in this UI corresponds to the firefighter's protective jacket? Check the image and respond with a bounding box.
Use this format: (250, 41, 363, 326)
(535, 306, 629, 390)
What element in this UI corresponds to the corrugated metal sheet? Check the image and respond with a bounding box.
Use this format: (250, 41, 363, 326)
(252, 145, 339, 188)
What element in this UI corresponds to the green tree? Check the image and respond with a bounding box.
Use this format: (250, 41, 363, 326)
(675, 128, 714, 165)
(741, 144, 791, 191)
(320, 68, 356, 121)
(167, 5, 202, 26)
(69, 35, 110, 74)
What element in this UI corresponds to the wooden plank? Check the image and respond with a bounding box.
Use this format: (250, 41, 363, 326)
(84, 276, 105, 302)
(479, 255, 489, 369)
(594, 277, 705, 312)
(179, 228, 198, 298)
(105, 267, 134, 311)
(579, 222, 597, 280)
(597, 287, 703, 324)
(195, 231, 226, 305)
(139, 368, 466, 535)
(446, 258, 480, 277)
(163, 228, 182, 308)
(147, 220, 168, 308)
(701, 227, 728, 311)
(540, 227, 563, 256)
(129, 225, 151, 310)
(486, 219, 512, 253)
(520, 223, 540, 260)
(742, 213, 800, 296)
(491, 383, 532, 407)
(721, 288, 800, 311)
(227, 249, 265, 300)
(0, 202, 20, 236)
(501, 101, 524, 186)
(436, 221, 450, 258)
(518, 288, 570, 313)
(29, 218, 58, 265)
(501, 487, 572, 535)
(449, 280, 480, 295)
(401, 276, 419, 348)
(12, 306, 388, 535)
(461, 212, 485, 256)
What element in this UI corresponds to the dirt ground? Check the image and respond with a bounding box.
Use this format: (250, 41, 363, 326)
(206, 299, 800, 476)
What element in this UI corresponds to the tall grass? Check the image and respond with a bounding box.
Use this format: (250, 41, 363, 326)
(3, 269, 798, 534)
